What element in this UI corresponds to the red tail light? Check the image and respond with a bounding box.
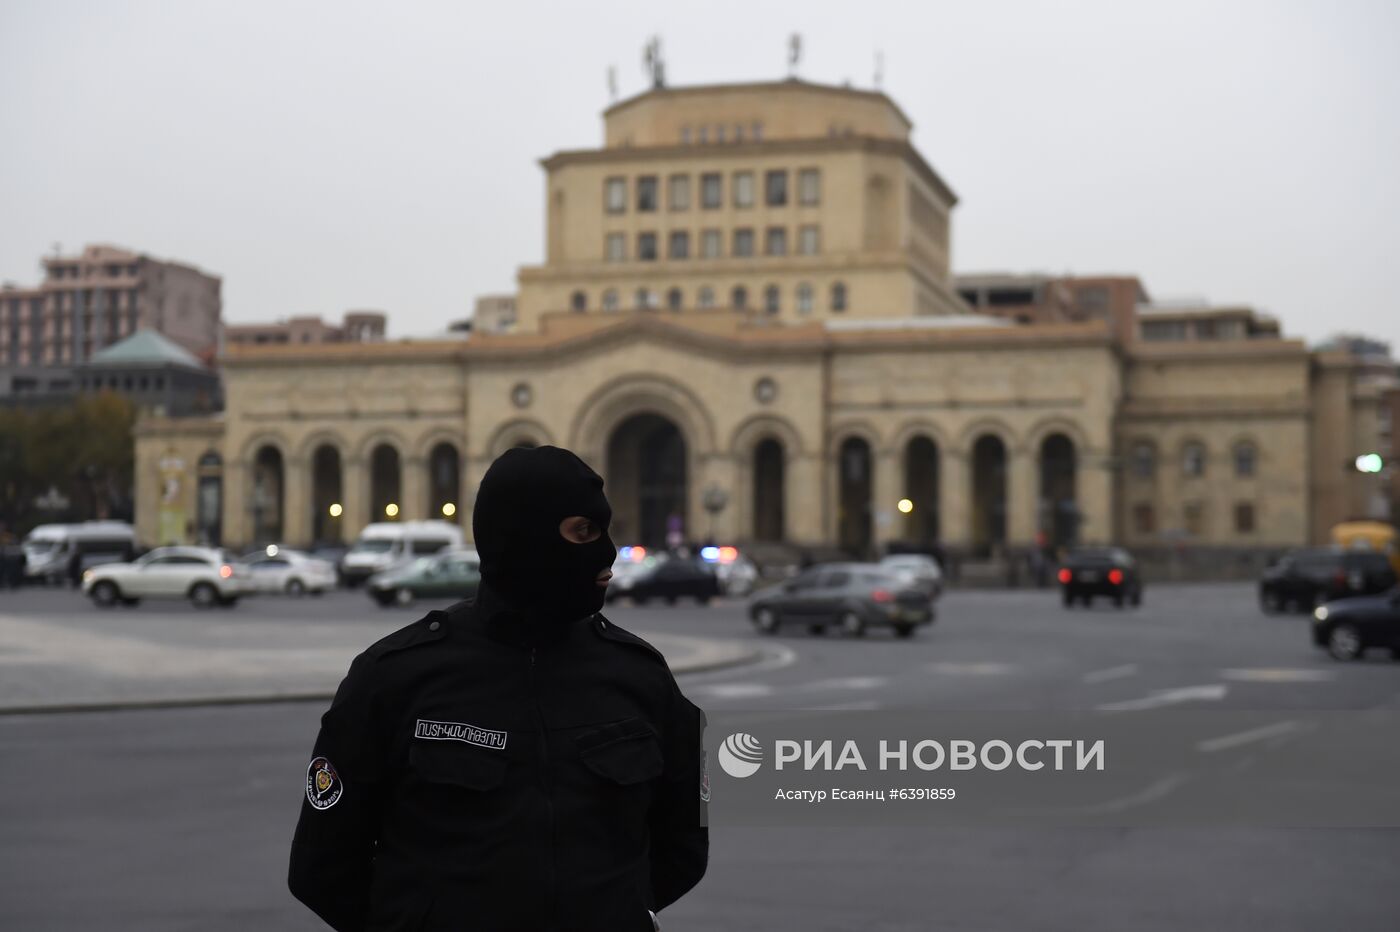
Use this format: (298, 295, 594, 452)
(1108, 569, 1124, 585)
(219, 564, 233, 579)
(872, 588, 894, 603)
(1057, 568, 1072, 584)
(1333, 570, 1347, 587)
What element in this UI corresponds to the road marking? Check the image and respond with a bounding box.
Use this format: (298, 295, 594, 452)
(1197, 720, 1302, 754)
(1082, 664, 1139, 684)
(925, 662, 1016, 676)
(799, 676, 889, 691)
(1220, 668, 1334, 684)
(679, 643, 797, 684)
(1097, 684, 1228, 711)
(815, 699, 882, 711)
(693, 682, 774, 700)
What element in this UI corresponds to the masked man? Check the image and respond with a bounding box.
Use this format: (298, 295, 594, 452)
(289, 446, 708, 931)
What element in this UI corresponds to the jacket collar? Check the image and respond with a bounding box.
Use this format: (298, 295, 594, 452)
(469, 582, 594, 649)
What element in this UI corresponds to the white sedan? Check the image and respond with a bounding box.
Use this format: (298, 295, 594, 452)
(82, 546, 245, 608)
(238, 548, 337, 596)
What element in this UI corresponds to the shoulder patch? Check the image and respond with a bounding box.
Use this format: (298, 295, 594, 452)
(592, 615, 668, 665)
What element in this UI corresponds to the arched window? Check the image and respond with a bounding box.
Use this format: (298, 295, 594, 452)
(732, 286, 748, 310)
(697, 286, 715, 309)
(570, 290, 587, 312)
(796, 283, 813, 314)
(1233, 442, 1257, 478)
(666, 287, 683, 311)
(831, 282, 848, 312)
(764, 284, 780, 314)
(602, 289, 619, 311)
(1182, 442, 1206, 478)
(635, 288, 655, 310)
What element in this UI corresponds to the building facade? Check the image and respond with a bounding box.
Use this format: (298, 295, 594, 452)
(224, 311, 386, 348)
(133, 79, 1392, 567)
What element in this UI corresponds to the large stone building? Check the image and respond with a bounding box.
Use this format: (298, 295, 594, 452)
(134, 79, 1393, 567)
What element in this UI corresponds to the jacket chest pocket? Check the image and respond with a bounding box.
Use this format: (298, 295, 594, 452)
(409, 741, 508, 791)
(574, 718, 665, 786)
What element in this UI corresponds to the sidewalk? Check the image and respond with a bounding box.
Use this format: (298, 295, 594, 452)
(0, 610, 758, 714)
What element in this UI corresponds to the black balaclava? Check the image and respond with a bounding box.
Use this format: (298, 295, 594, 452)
(472, 445, 616, 622)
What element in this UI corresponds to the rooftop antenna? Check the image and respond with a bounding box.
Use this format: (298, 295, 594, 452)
(788, 33, 802, 77)
(874, 50, 884, 89)
(607, 65, 618, 102)
(643, 36, 666, 89)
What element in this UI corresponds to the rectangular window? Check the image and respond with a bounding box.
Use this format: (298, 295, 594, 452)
(1132, 503, 1155, 534)
(1234, 503, 1256, 534)
(1183, 501, 1206, 537)
(765, 227, 788, 256)
(765, 170, 788, 206)
(636, 176, 658, 212)
(605, 233, 626, 262)
(701, 173, 722, 209)
(798, 168, 820, 205)
(668, 231, 689, 259)
(732, 228, 755, 258)
(637, 232, 658, 261)
(701, 229, 722, 259)
(605, 177, 626, 214)
(798, 225, 820, 255)
(668, 175, 690, 211)
(733, 171, 754, 208)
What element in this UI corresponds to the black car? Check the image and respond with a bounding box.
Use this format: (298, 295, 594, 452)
(1260, 548, 1397, 614)
(1310, 588, 1400, 660)
(606, 555, 721, 606)
(1057, 547, 1142, 608)
(747, 562, 935, 638)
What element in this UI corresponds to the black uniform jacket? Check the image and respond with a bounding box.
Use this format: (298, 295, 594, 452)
(288, 588, 709, 932)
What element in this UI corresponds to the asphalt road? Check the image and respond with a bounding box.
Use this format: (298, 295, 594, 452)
(2, 583, 1398, 931)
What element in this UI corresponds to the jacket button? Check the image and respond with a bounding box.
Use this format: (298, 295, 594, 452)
(428, 620, 441, 632)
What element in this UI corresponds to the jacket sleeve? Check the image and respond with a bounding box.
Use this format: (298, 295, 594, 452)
(288, 652, 385, 932)
(648, 672, 709, 912)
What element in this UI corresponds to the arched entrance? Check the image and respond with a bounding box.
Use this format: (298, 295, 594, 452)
(1039, 433, 1078, 548)
(752, 437, 785, 542)
(310, 445, 343, 543)
(606, 413, 687, 548)
(196, 452, 223, 547)
(370, 443, 402, 522)
(250, 445, 284, 544)
(903, 436, 940, 546)
(837, 437, 873, 557)
(428, 442, 461, 522)
(970, 434, 1007, 556)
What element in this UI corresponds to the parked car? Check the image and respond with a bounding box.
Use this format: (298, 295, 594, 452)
(606, 553, 721, 606)
(1260, 548, 1397, 614)
(748, 562, 935, 638)
(699, 545, 760, 597)
(1057, 547, 1143, 608)
(367, 548, 480, 607)
(1311, 588, 1400, 660)
(879, 553, 943, 598)
(82, 546, 245, 608)
(237, 546, 337, 596)
(23, 521, 137, 586)
(340, 520, 465, 587)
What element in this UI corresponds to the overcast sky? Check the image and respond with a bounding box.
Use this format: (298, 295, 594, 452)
(2, 0, 1397, 348)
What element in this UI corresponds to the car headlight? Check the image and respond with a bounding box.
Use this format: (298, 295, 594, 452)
(1313, 606, 1329, 623)
(82, 570, 94, 583)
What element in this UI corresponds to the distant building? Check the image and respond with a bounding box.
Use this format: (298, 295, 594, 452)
(0, 244, 222, 369)
(1138, 305, 1281, 342)
(77, 329, 221, 416)
(224, 311, 385, 348)
(471, 295, 518, 334)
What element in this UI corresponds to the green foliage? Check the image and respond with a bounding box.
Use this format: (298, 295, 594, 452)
(0, 393, 136, 537)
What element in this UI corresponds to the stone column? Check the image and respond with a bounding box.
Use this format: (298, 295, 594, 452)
(283, 456, 310, 547)
(223, 459, 249, 548)
(939, 448, 971, 549)
(1008, 444, 1039, 548)
(693, 451, 741, 543)
(786, 451, 825, 548)
(402, 455, 427, 522)
(343, 456, 369, 536)
(1078, 459, 1114, 545)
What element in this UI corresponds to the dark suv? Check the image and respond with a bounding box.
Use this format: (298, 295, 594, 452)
(748, 563, 935, 638)
(1259, 548, 1397, 614)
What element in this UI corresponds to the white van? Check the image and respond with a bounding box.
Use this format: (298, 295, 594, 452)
(339, 520, 465, 586)
(23, 521, 138, 585)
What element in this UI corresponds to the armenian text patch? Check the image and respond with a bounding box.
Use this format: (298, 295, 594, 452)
(415, 719, 508, 750)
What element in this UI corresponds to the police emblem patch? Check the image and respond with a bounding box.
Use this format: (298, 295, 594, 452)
(699, 749, 711, 802)
(306, 756, 343, 810)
